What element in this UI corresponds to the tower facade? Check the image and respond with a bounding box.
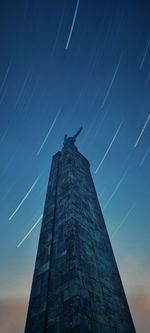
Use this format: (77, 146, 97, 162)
(24, 130, 136, 333)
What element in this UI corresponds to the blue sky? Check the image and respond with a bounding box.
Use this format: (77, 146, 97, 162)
(0, 1, 150, 332)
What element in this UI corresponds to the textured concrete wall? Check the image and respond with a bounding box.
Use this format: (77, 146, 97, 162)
(24, 143, 136, 333)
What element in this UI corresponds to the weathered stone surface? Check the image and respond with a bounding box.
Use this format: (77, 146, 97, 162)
(24, 141, 136, 333)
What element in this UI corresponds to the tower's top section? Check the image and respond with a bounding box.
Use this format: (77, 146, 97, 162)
(63, 126, 83, 148)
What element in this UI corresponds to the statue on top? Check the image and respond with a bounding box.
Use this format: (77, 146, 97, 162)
(63, 126, 83, 146)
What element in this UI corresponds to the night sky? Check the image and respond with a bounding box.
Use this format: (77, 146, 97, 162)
(0, 1, 150, 332)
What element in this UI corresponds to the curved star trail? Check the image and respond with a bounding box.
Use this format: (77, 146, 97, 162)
(37, 109, 61, 156)
(111, 203, 136, 239)
(0, 61, 11, 95)
(134, 113, 150, 148)
(103, 168, 128, 211)
(145, 71, 150, 86)
(140, 146, 150, 166)
(17, 214, 43, 248)
(101, 56, 121, 109)
(9, 176, 40, 221)
(139, 37, 150, 70)
(65, 0, 80, 49)
(14, 71, 31, 109)
(95, 120, 124, 174)
(51, 10, 64, 56)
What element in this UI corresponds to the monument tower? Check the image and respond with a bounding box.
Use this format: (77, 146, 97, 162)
(24, 128, 136, 333)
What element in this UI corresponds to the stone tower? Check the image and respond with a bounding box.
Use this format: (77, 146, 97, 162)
(24, 128, 136, 333)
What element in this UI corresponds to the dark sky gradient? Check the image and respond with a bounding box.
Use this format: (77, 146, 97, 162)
(0, 1, 150, 332)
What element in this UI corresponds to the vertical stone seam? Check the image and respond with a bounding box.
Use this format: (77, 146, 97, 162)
(43, 154, 61, 332)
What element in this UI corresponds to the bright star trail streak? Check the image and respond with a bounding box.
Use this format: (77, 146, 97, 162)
(95, 120, 124, 174)
(37, 109, 61, 156)
(101, 57, 121, 108)
(65, 0, 80, 49)
(139, 37, 150, 70)
(17, 214, 43, 248)
(134, 113, 150, 148)
(9, 176, 40, 221)
(140, 146, 150, 166)
(103, 169, 128, 211)
(111, 203, 136, 239)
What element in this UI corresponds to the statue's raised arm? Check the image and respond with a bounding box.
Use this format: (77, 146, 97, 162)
(63, 126, 83, 146)
(72, 126, 83, 140)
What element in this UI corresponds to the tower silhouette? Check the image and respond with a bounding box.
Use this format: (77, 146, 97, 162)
(24, 129, 136, 333)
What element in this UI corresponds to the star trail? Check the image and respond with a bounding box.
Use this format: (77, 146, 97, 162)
(139, 145, 150, 167)
(0, 62, 11, 95)
(111, 203, 136, 239)
(101, 56, 121, 109)
(95, 120, 124, 174)
(65, 0, 80, 49)
(139, 36, 150, 70)
(9, 176, 40, 221)
(103, 168, 128, 211)
(17, 214, 43, 248)
(37, 109, 61, 156)
(134, 113, 150, 148)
